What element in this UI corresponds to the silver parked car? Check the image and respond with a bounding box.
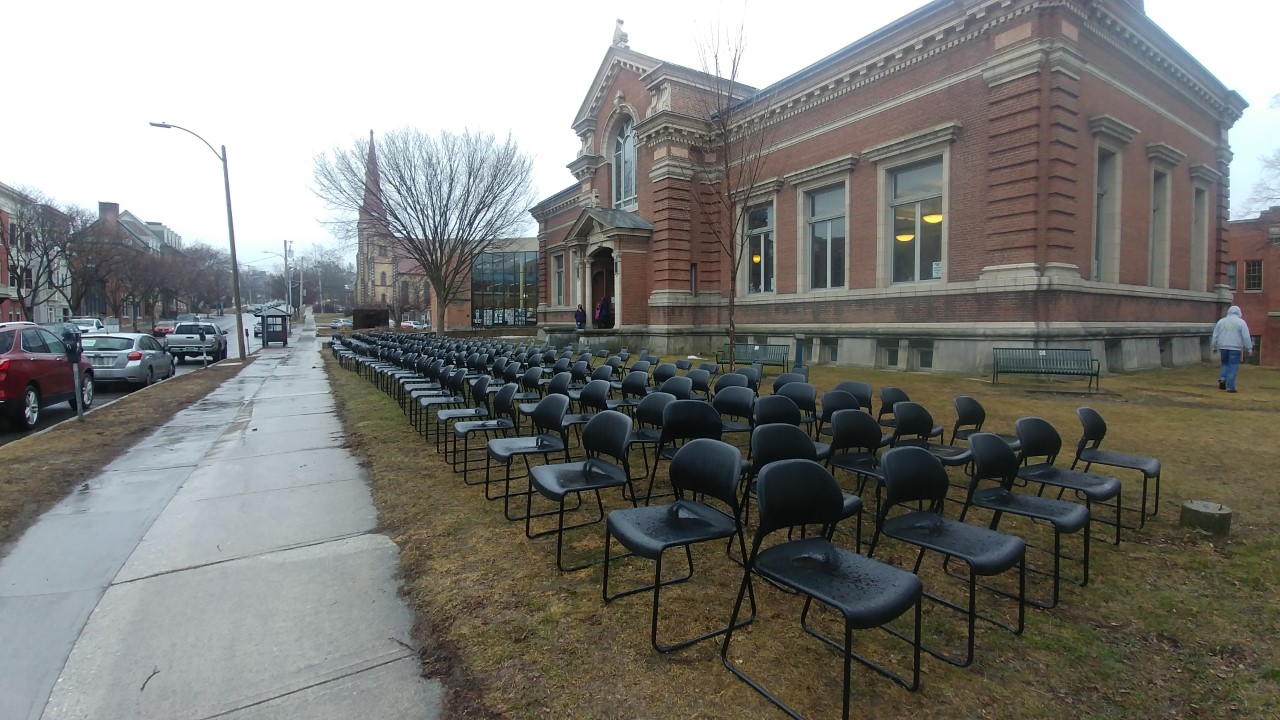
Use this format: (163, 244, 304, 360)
(80, 333, 175, 387)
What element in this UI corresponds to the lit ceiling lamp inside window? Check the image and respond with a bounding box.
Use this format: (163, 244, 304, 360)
(923, 213, 944, 224)
(895, 233, 914, 242)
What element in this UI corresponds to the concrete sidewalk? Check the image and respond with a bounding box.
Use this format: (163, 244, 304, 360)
(0, 312, 443, 720)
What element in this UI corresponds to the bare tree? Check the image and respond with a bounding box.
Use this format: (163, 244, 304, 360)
(3, 188, 78, 321)
(314, 128, 536, 332)
(1244, 94, 1280, 214)
(688, 25, 776, 365)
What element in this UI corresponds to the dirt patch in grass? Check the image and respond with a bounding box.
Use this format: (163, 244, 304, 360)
(0, 358, 256, 552)
(325, 354, 1280, 719)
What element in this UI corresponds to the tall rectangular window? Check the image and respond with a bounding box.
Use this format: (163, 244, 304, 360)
(1094, 148, 1118, 281)
(1149, 169, 1170, 287)
(553, 254, 564, 306)
(1191, 186, 1209, 291)
(889, 158, 944, 283)
(808, 185, 845, 290)
(1226, 261, 1237, 290)
(690, 263, 698, 294)
(1245, 260, 1263, 291)
(746, 203, 774, 293)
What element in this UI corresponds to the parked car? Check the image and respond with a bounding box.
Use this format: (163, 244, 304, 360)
(328, 318, 353, 330)
(253, 320, 262, 337)
(69, 317, 106, 334)
(80, 333, 176, 388)
(165, 322, 228, 363)
(400, 320, 425, 330)
(153, 319, 176, 338)
(0, 322, 95, 430)
(40, 321, 83, 343)
(175, 313, 201, 323)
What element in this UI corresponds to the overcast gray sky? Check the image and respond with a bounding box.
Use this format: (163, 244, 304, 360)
(6, 0, 1275, 266)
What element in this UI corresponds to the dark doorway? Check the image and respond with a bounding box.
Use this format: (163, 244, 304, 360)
(590, 251, 614, 329)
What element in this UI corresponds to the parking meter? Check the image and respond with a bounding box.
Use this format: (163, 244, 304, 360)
(199, 326, 208, 367)
(62, 328, 85, 420)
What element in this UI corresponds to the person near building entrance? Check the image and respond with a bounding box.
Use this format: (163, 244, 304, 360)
(593, 300, 603, 328)
(599, 296, 611, 329)
(574, 304, 586, 330)
(1211, 305, 1253, 393)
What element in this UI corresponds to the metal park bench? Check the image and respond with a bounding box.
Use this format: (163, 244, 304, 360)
(992, 348, 1100, 391)
(716, 343, 790, 376)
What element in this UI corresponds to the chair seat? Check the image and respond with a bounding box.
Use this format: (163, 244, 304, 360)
(955, 428, 1020, 450)
(606, 500, 738, 560)
(830, 451, 881, 480)
(1017, 464, 1121, 502)
(895, 440, 972, 467)
(562, 411, 596, 427)
(882, 511, 1025, 576)
(721, 420, 752, 434)
(754, 537, 922, 629)
(488, 434, 566, 462)
(419, 394, 464, 407)
(1078, 448, 1160, 478)
(813, 440, 833, 462)
(972, 488, 1090, 533)
(454, 418, 514, 436)
(437, 407, 488, 423)
(532, 460, 628, 501)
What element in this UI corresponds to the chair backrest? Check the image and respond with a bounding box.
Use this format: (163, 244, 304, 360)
(828, 408, 886, 455)
(579, 379, 613, 412)
(493, 382, 519, 419)
(736, 367, 761, 392)
(606, 356, 624, 375)
(552, 357, 572, 375)
(570, 360, 590, 383)
(891, 401, 936, 445)
(878, 386, 910, 422)
(660, 399, 724, 444)
(621, 370, 651, 399)
(1076, 407, 1107, 449)
(751, 423, 817, 476)
(698, 362, 721, 377)
(686, 368, 711, 395)
(530, 393, 570, 435)
(653, 363, 678, 385)
(968, 432, 1020, 491)
(755, 459, 846, 536)
(546, 371, 572, 397)
(635, 391, 676, 429)
(470, 375, 491, 408)
(669, 438, 744, 512)
(520, 366, 544, 391)
(777, 382, 817, 412)
(503, 362, 522, 384)
(629, 360, 651, 376)
(582, 409, 633, 465)
(754, 394, 801, 427)
(713, 372, 749, 395)
(675, 358, 693, 372)
(658, 375, 693, 399)
(953, 395, 986, 430)
(491, 356, 508, 376)
(712, 385, 756, 422)
(819, 390, 860, 422)
(1015, 416, 1062, 464)
(448, 368, 467, 394)
(590, 365, 615, 382)
(879, 446, 949, 521)
(771, 372, 806, 395)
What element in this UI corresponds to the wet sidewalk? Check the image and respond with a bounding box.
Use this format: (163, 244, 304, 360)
(0, 313, 443, 720)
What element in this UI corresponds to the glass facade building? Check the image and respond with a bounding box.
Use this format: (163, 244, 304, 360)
(471, 250, 539, 327)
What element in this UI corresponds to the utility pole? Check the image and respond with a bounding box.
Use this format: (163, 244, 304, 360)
(284, 240, 291, 313)
(298, 255, 305, 320)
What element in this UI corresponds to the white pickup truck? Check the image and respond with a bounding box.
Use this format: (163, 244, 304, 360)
(164, 321, 228, 363)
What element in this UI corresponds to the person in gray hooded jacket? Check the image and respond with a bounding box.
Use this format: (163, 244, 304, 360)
(1211, 305, 1252, 392)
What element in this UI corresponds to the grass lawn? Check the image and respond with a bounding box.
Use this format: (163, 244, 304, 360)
(323, 350, 1279, 719)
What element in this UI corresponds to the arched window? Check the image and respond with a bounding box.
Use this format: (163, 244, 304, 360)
(613, 116, 636, 208)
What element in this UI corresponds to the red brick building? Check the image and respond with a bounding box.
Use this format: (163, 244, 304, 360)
(1224, 207, 1279, 366)
(531, 0, 1248, 375)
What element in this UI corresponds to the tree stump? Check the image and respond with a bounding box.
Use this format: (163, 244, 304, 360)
(1179, 500, 1232, 537)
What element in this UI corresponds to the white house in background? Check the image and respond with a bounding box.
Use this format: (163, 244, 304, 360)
(0, 181, 72, 323)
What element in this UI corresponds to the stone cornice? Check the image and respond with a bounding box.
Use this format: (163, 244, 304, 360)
(1146, 142, 1186, 167)
(573, 46, 662, 133)
(567, 153, 603, 182)
(1189, 163, 1223, 185)
(862, 123, 961, 163)
(783, 155, 859, 186)
(531, 188, 588, 223)
(635, 111, 712, 148)
(1088, 114, 1138, 145)
(730, 179, 785, 204)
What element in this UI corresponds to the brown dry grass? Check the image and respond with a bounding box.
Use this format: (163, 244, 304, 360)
(0, 358, 255, 550)
(325, 352, 1280, 720)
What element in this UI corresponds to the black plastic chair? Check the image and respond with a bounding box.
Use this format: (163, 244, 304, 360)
(712, 372, 748, 398)
(627, 391, 676, 484)
(712, 385, 755, 443)
(835, 380, 874, 413)
(434, 374, 492, 454)
(652, 362, 678, 386)
(698, 362, 720, 378)
(871, 446, 1026, 668)
(890, 401, 968, 467)
(1072, 406, 1162, 526)
(453, 383, 518, 482)
(815, 390, 860, 438)
(1016, 416, 1124, 545)
(826, 408, 892, 499)
(777, 382, 818, 435)
(770, 372, 806, 395)
(950, 395, 1020, 449)
(686, 368, 712, 399)
(722, 459, 923, 719)
(962, 433, 1090, 609)
(645, 399, 724, 503)
(876, 386, 910, 428)
(745, 423, 856, 543)
(754, 396, 832, 462)
(529, 410, 637, 572)
(485, 394, 571, 521)
(603, 439, 752, 652)
(657, 375, 693, 400)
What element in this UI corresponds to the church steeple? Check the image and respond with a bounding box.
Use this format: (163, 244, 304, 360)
(360, 130, 384, 221)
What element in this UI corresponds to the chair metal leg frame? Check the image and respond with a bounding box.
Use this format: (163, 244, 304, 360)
(721, 565, 915, 720)
(525, 487, 611, 571)
(455, 426, 511, 484)
(944, 511, 1090, 610)
(486, 452, 579, 522)
(604, 527, 755, 653)
(874, 544, 1024, 668)
(1074, 459, 1160, 528)
(1032, 481, 1123, 546)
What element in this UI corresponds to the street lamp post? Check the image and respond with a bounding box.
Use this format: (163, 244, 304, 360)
(148, 121, 247, 361)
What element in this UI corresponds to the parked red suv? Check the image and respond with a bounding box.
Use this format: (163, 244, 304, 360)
(0, 322, 95, 430)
